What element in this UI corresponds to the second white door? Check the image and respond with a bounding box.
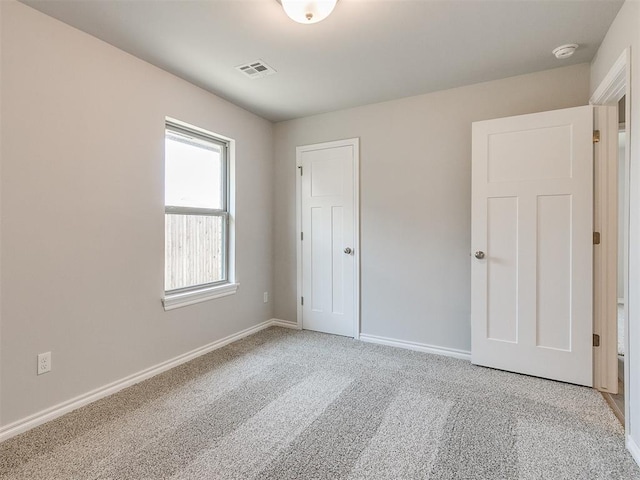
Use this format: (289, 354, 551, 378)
(298, 139, 358, 337)
(471, 105, 594, 386)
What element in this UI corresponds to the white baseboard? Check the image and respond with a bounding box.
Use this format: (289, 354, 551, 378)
(0, 319, 281, 443)
(269, 318, 301, 329)
(359, 333, 471, 361)
(628, 435, 640, 468)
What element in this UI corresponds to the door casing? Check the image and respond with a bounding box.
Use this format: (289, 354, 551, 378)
(295, 138, 361, 338)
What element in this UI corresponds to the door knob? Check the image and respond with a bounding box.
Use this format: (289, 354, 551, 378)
(475, 251, 485, 259)
(344, 247, 353, 255)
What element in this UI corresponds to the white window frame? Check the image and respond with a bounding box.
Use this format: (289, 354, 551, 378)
(162, 118, 237, 311)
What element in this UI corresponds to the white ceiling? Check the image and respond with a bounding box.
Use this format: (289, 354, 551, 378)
(21, 0, 623, 122)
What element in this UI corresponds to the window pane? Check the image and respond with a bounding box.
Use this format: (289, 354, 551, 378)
(165, 134, 223, 209)
(164, 214, 225, 291)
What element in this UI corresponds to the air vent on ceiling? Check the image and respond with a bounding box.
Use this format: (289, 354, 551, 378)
(235, 60, 277, 79)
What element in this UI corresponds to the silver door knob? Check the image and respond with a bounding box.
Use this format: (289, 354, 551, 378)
(344, 247, 352, 255)
(475, 251, 485, 259)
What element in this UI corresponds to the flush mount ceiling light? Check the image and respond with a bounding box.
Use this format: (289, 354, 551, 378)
(552, 44, 579, 59)
(277, 0, 338, 24)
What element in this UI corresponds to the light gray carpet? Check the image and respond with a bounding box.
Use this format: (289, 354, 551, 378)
(1, 327, 639, 479)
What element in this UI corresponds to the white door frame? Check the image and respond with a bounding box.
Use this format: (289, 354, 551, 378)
(590, 48, 631, 434)
(295, 138, 361, 338)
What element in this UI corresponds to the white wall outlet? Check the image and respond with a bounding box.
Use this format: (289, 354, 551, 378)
(263, 291, 269, 303)
(37, 352, 51, 375)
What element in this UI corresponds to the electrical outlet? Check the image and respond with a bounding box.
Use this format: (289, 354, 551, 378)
(263, 291, 269, 303)
(37, 352, 51, 375)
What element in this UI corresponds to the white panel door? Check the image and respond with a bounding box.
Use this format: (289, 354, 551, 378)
(471, 105, 593, 386)
(299, 140, 357, 337)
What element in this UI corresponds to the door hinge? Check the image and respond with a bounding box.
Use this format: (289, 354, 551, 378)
(301, 296, 304, 306)
(301, 232, 304, 241)
(593, 232, 601, 245)
(593, 334, 600, 347)
(298, 165, 303, 175)
(593, 130, 601, 143)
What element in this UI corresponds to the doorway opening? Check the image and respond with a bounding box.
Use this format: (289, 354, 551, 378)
(590, 49, 631, 437)
(607, 95, 627, 422)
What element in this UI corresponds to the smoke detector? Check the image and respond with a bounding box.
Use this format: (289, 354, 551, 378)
(235, 60, 277, 79)
(552, 44, 579, 60)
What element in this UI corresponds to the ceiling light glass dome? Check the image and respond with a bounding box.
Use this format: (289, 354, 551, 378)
(280, 0, 338, 24)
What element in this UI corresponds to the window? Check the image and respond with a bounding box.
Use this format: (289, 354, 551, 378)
(163, 120, 236, 310)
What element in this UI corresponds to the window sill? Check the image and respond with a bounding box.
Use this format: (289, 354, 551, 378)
(162, 283, 239, 311)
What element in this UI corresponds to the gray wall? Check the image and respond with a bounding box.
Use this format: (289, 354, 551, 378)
(590, 0, 640, 454)
(0, 2, 274, 426)
(274, 63, 591, 352)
